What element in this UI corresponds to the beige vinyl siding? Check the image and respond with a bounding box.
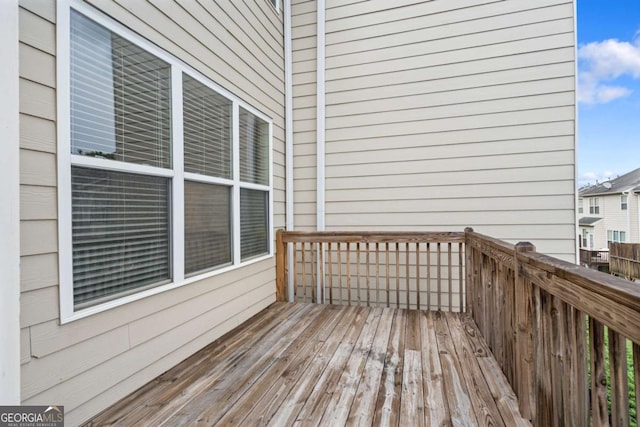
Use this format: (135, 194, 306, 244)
(292, 0, 317, 229)
(18, 1, 285, 425)
(314, 0, 576, 261)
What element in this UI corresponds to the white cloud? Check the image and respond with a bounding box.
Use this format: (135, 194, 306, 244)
(578, 34, 640, 104)
(579, 171, 619, 186)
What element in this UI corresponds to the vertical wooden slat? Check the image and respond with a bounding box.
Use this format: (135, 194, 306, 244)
(356, 242, 361, 305)
(301, 242, 307, 303)
(437, 242, 442, 311)
(550, 295, 564, 427)
(346, 242, 351, 306)
(318, 242, 324, 304)
(375, 243, 380, 307)
(338, 243, 342, 304)
(416, 242, 420, 310)
(311, 242, 316, 303)
(448, 242, 452, 312)
(458, 242, 463, 312)
(590, 318, 609, 427)
(327, 242, 333, 304)
(634, 343, 640, 425)
(608, 329, 630, 427)
(464, 228, 474, 316)
(426, 242, 431, 311)
(366, 242, 371, 307)
(395, 242, 400, 308)
(535, 288, 552, 427)
(385, 242, 390, 307)
(514, 241, 536, 421)
(575, 310, 589, 427)
(292, 243, 298, 301)
(276, 230, 285, 301)
(405, 243, 410, 309)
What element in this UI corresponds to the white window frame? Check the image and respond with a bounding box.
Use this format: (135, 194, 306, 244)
(578, 198, 583, 214)
(269, 0, 280, 13)
(57, 0, 274, 323)
(621, 194, 628, 210)
(589, 197, 599, 215)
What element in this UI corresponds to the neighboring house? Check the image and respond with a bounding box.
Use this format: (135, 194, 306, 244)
(1, 0, 576, 424)
(578, 167, 640, 250)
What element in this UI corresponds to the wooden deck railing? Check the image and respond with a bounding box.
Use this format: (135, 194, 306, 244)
(276, 230, 465, 310)
(467, 229, 640, 427)
(610, 243, 640, 281)
(580, 248, 610, 268)
(276, 228, 640, 426)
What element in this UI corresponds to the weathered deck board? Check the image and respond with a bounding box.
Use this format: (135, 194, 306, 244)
(85, 303, 530, 427)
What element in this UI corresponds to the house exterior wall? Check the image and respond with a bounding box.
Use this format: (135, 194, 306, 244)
(582, 193, 640, 248)
(292, 0, 577, 261)
(18, 1, 284, 424)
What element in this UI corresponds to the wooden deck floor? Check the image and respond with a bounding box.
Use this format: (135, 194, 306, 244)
(85, 303, 530, 426)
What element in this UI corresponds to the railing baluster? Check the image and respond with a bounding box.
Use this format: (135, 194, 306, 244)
(337, 242, 342, 304)
(416, 242, 420, 310)
(327, 242, 333, 305)
(448, 242, 452, 312)
(395, 242, 400, 308)
(301, 242, 307, 303)
(608, 328, 630, 426)
(405, 242, 410, 309)
(590, 318, 608, 427)
(375, 242, 380, 307)
(293, 242, 298, 301)
(437, 242, 442, 311)
(346, 242, 351, 306)
(366, 242, 370, 307)
(634, 343, 640, 426)
(356, 242, 361, 305)
(458, 242, 463, 312)
(385, 242, 390, 307)
(427, 242, 431, 311)
(310, 241, 316, 303)
(318, 242, 324, 304)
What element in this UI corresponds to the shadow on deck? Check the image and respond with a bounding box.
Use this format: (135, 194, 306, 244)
(85, 302, 528, 426)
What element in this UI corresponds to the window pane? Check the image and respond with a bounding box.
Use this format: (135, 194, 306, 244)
(240, 189, 269, 260)
(184, 181, 232, 275)
(183, 74, 232, 178)
(72, 167, 170, 307)
(239, 107, 269, 185)
(70, 11, 171, 168)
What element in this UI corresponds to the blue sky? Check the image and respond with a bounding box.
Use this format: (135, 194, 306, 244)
(577, 0, 640, 186)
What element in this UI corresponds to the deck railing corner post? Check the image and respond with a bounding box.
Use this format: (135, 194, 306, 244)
(276, 229, 286, 302)
(464, 227, 474, 315)
(513, 241, 536, 421)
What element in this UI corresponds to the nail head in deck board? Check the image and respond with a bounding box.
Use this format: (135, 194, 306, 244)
(84, 303, 529, 426)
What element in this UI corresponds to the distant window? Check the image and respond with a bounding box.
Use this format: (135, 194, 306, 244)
(607, 229, 626, 245)
(621, 194, 628, 210)
(578, 198, 583, 214)
(269, 0, 279, 11)
(589, 198, 599, 215)
(581, 229, 587, 248)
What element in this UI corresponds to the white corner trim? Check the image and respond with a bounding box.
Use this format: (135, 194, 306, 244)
(316, 0, 326, 232)
(284, 0, 295, 301)
(0, 0, 21, 405)
(572, 0, 579, 264)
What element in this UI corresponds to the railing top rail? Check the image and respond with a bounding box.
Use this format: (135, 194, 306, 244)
(279, 230, 465, 244)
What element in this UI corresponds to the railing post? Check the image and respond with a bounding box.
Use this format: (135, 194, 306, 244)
(464, 227, 474, 315)
(276, 229, 286, 302)
(514, 241, 536, 422)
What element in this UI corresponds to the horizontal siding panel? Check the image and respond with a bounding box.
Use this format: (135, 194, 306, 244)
(327, 56, 575, 101)
(20, 149, 56, 186)
(19, 7, 55, 53)
(19, 0, 56, 23)
(327, 4, 574, 57)
(324, 92, 574, 130)
(128, 267, 275, 346)
(292, 1, 316, 17)
(327, 33, 575, 80)
(21, 328, 31, 365)
(327, 210, 575, 227)
(325, 150, 574, 177)
(21, 253, 59, 293)
(19, 114, 56, 153)
(328, 77, 574, 118)
(325, 164, 574, 190)
(22, 326, 130, 400)
(325, 136, 574, 165)
(20, 220, 57, 257)
(21, 185, 56, 220)
(20, 286, 59, 328)
(327, 180, 576, 201)
(326, 194, 574, 214)
(29, 259, 274, 357)
(19, 78, 55, 120)
(19, 42, 55, 87)
(25, 283, 275, 422)
(324, 121, 575, 153)
(322, 106, 574, 142)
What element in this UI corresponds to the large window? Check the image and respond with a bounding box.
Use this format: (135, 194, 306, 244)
(60, 6, 272, 320)
(607, 230, 627, 245)
(589, 198, 600, 215)
(621, 194, 628, 210)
